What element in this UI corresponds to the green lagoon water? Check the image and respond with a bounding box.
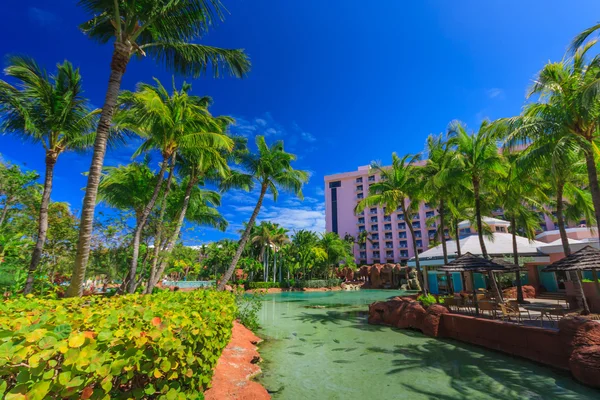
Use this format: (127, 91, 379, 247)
(256, 290, 599, 400)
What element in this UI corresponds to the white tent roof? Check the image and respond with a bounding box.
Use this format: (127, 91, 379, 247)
(409, 233, 547, 266)
(458, 216, 510, 229)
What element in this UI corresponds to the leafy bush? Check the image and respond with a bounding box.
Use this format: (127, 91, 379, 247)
(0, 290, 236, 399)
(246, 281, 286, 289)
(582, 278, 600, 283)
(293, 279, 341, 289)
(417, 293, 442, 308)
(234, 288, 264, 331)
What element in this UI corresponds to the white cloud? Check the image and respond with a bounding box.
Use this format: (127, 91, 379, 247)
(257, 204, 325, 233)
(315, 186, 325, 197)
(486, 88, 504, 99)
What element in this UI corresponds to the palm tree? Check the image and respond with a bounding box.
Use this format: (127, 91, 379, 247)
(217, 136, 308, 290)
(449, 121, 506, 302)
(251, 222, 276, 281)
(272, 225, 290, 282)
(114, 79, 234, 293)
(355, 153, 428, 292)
(319, 232, 353, 278)
(0, 56, 99, 294)
(68, 0, 250, 297)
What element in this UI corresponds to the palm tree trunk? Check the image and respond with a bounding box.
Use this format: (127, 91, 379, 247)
(454, 220, 462, 257)
(557, 185, 590, 314)
(0, 199, 10, 227)
(511, 215, 524, 303)
(273, 251, 277, 282)
(584, 148, 600, 244)
(126, 157, 169, 293)
(146, 153, 177, 293)
(146, 174, 196, 293)
(439, 199, 453, 294)
(67, 42, 131, 297)
(406, 200, 427, 293)
(23, 154, 57, 294)
(219, 184, 268, 290)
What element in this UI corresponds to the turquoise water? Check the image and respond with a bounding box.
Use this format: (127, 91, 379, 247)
(256, 290, 599, 400)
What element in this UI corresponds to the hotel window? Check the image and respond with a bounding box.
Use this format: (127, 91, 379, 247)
(397, 222, 406, 230)
(414, 231, 422, 238)
(372, 243, 380, 249)
(370, 208, 377, 214)
(371, 224, 378, 231)
(396, 205, 403, 212)
(372, 233, 379, 240)
(540, 224, 547, 231)
(359, 243, 366, 250)
(370, 216, 378, 223)
(428, 230, 437, 239)
(426, 211, 435, 218)
(416, 240, 423, 248)
(385, 241, 393, 249)
(412, 221, 421, 229)
(384, 233, 393, 240)
(459, 228, 471, 235)
(398, 232, 407, 239)
(495, 226, 506, 232)
(399, 240, 408, 248)
(360, 251, 367, 258)
(356, 177, 363, 183)
(368, 175, 376, 182)
(383, 215, 392, 222)
(357, 193, 364, 199)
(386, 251, 394, 258)
(400, 250, 409, 258)
(384, 223, 392, 230)
(356, 185, 363, 191)
(397, 214, 405, 221)
(357, 211, 364, 216)
(358, 226, 365, 232)
(358, 217, 365, 224)
(373, 251, 380, 258)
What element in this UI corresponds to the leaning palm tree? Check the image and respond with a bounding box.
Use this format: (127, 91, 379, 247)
(217, 136, 308, 290)
(68, 0, 250, 297)
(448, 120, 506, 302)
(111, 79, 233, 293)
(355, 153, 428, 292)
(0, 56, 99, 294)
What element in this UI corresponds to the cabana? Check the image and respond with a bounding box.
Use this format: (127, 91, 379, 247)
(542, 246, 600, 313)
(439, 253, 515, 315)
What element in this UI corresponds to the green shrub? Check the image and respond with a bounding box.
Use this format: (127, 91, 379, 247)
(582, 278, 600, 283)
(0, 290, 236, 399)
(246, 281, 285, 289)
(293, 279, 341, 289)
(234, 288, 264, 331)
(417, 293, 441, 308)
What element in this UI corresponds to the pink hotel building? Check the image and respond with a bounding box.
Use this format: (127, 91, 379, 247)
(324, 165, 562, 266)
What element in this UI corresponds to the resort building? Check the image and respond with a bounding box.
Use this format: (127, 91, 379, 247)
(324, 165, 560, 265)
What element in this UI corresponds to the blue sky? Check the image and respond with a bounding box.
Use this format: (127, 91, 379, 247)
(2, 1, 600, 244)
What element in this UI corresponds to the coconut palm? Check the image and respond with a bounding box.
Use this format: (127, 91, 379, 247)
(68, 0, 250, 297)
(319, 232, 353, 278)
(272, 225, 290, 282)
(217, 136, 308, 290)
(448, 121, 506, 302)
(355, 153, 428, 292)
(251, 222, 275, 281)
(113, 79, 234, 293)
(0, 56, 99, 294)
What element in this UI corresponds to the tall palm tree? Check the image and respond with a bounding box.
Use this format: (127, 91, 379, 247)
(0, 56, 99, 294)
(449, 121, 506, 302)
(355, 153, 428, 292)
(68, 0, 250, 297)
(114, 79, 234, 293)
(319, 232, 353, 278)
(251, 222, 276, 281)
(508, 43, 600, 248)
(272, 225, 290, 282)
(217, 136, 308, 290)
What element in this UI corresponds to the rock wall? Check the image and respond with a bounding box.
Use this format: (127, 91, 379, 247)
(502, 285, 537, 299)
(368, 298, 600, 389)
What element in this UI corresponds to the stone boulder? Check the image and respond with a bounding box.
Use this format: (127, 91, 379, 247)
(369, 266, 383, 289)
(422, 304, 449, 338)
(396, 301, 426, 331)
(569, 345, 600, 389)
(502, 285, 537, 299)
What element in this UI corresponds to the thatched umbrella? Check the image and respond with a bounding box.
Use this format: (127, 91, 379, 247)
(439, 253, 511, 315)
(541, 245, 600, 314)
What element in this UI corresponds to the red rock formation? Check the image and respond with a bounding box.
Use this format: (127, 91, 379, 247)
(422, 304, 449, 337)
(502, 285, 537, 299)
(368, 297, 426, 332)
(397, 301, 426, 331)
(205, 321, 270, 400)
(569, 345, 600, 388)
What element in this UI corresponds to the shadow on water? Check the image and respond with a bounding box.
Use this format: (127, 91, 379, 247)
(367, 340, 598, 400)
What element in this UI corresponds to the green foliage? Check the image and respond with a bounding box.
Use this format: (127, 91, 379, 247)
(247, 281, 285, 289)
(582, 278, 600, 283)
(234, 288, 264, 331)
(293, 279, 342, 289)
(417, 293, 442, 308)
(0, 290, 235, 399)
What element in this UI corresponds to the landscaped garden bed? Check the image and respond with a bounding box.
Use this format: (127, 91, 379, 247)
(0, 290, 236, 399)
